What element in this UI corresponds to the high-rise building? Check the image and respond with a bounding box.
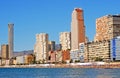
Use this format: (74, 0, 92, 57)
(59, 32, 71, 50)
(95, 15, 120, 41)
(85, 40, 110, 62)
(85, 36, 89, 43)
(71, 8, 85, 50)
(55, 44, 62, 51)
(1, 44, 9, 60)
(48, 41, 55, 51)
(8, 23, 14, 59)
(110, 36, 120, 61)
(34, 33, 48, 62)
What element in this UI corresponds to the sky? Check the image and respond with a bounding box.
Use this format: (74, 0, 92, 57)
(0, 0, 120, 51)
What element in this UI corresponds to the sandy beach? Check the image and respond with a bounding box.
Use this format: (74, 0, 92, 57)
(1, 62, 120, 68)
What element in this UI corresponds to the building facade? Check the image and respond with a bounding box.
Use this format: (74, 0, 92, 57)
(55, 50, 62, 63)
(34, 33, 49, 63)
(16, 56, 24, 64)
(55, 44, 62, 51)
(8, 23, 14, 59)
(70, 49, 80, 62)
(70, 43, 85, 63)
(59, 32, 71, 50)
(15, 54, 34, 65)
(85, 40, 110, 62)
(71, 8, 85, 50)
(1, 44, 9, 60)
(110, 36, 120, 61)
(62, 50, 70, 62)
(48, 41, 55, 51)
(85, 36, 89, 43)
(79, 43, 85, 62)
(95, 15, 120, 41)
(48, 51, 56, 63)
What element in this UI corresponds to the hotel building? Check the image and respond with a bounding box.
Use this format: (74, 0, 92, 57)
(8, 23, 14, 59)
(48, 41, 55, 51)
(59, 32, 71, 50)
(95, 15, 120, 41)
(71, 8, 85, 50)
(34, 33, 48, 63)
(85, 40, 110, 62)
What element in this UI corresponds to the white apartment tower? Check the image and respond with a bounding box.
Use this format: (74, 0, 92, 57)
(8, 23, 14, 59)
(59, 32, 71, 50)
(34, 33, 48, 62)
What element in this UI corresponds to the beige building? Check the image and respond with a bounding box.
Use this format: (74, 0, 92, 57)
(84, 44, 89, 62)
(59, 32, 71, 50)
(95, 15, 120, 41)
(1, 44, 9, 60)
(34, 33, 48, 63)
(71, 8, 85, 50)
(85, 40, 110, 62)
(55, 50, 62, 63)
(85, 36, 89, 43)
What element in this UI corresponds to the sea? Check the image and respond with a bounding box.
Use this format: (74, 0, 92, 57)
(0, 68, 120, 78)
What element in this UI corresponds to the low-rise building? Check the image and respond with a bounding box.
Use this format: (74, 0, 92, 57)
(1, 59, 10, 65)
(79, 43, 85, 62)
(48, 51, 56, 63)
(0, 60, 2, 65)
(70, 49, 80, 62)
(70, 43, 85, 63)
(1, 44, 9, 60)
(62, 50, 70, 63)
(16, 54, 34, 64)
(55, 50, 62, 63)
(48, 50, 70, 63)
(24, 54, 34, 64)
(16, 56, 24, 64)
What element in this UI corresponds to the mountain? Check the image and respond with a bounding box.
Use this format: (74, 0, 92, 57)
(0, 50, 33, 57)
(13, 50, 33, 57)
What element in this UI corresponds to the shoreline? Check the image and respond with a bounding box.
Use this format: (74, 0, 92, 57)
(1, 62, 120, 68)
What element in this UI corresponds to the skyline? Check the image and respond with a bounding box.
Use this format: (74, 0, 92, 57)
(0, 0, 120, 51)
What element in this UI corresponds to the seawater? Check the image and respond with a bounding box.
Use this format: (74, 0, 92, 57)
(0, 68, 120, 78)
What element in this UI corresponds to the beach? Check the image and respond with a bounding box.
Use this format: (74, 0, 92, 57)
(1, 62, 120, 68)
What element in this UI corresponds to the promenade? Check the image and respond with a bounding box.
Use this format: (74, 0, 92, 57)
(1, 62, 120, 68)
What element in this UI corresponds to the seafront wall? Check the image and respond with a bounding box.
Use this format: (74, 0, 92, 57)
(1, 62, 120, 68)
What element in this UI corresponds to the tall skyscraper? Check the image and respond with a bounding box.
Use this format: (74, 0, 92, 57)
(95, 15, 120, 41)
(34, 33, 48, 62)
(8, 23, 14, 59)
(48, 41, 55, 51)
(59, 32, 71, 50)
(55, 44, 62, 51)
(71, 8, 85, 50)
(1, 44, 9, 60)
